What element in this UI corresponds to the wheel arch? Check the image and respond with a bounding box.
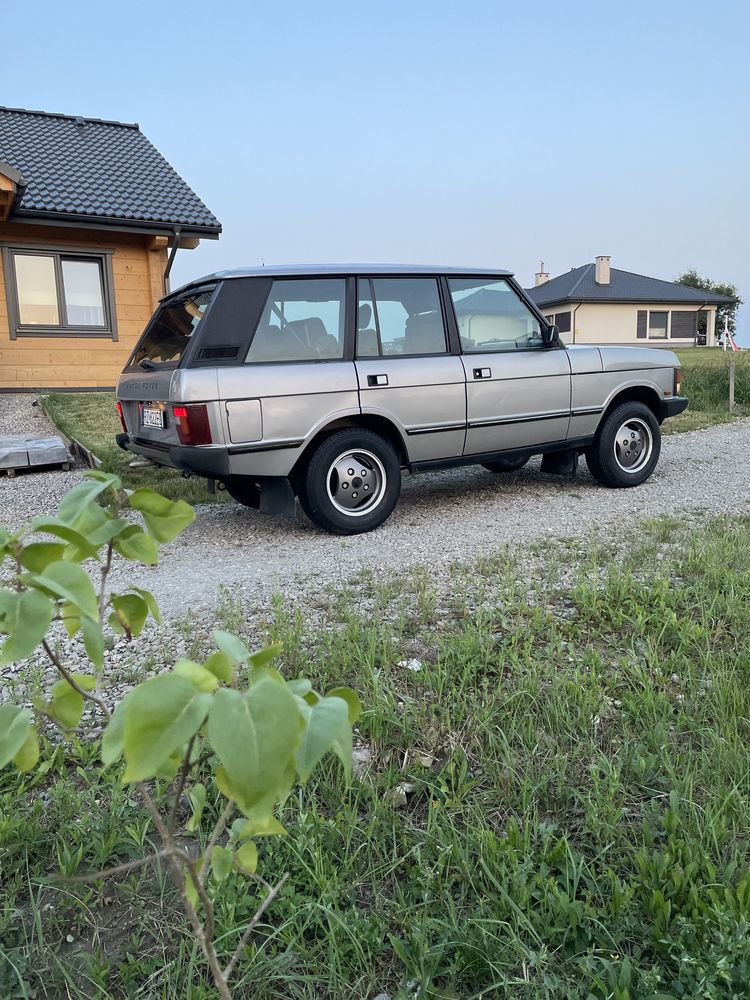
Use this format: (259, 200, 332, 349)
(600, 383, 666, 426)
(290, 413, 408, 484)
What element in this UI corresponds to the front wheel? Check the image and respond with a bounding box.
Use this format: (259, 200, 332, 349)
(297, 428, 401, 534)
(585, 401, 661, 487)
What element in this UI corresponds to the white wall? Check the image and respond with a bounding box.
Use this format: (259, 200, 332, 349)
(546, 302, 716, 347)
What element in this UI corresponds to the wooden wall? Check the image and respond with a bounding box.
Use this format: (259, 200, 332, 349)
(0, 222, 168, 390)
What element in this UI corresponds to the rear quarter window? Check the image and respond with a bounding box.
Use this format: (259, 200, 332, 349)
(128, 287, 215, 368)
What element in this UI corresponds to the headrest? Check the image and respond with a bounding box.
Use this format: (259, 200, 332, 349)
(358, 303, 372, 329)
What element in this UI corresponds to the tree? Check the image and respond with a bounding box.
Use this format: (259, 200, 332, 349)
(675, 268, 741, 339)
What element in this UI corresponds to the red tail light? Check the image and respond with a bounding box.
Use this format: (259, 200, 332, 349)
(116, 400, 127, 433)
(675, 367, 681, 395)
(172, 404, 212, 446)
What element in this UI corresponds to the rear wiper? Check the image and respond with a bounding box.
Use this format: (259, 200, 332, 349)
(138, 358, 157, 371)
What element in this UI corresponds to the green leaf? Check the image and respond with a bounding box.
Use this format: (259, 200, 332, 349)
(185, 872, 200, 911)
(186, 782, 206, 833)
(248, 644, 283, 669)
(122, 674, 212, 783)
(213, 630, 250, 663)
(30, 561, 99, 620)
(114, 525, 159, 565)
(295, 695, 351, 781)
(287, 678, 312, 698)
(208, 681, 303, 818)
(128, 489, 195, 543)
(28, 518, 99, 559)
(0, 705, 34, 769)
(174, 659, 219, 692)
(48, 674, 96, 731)
(58, 479, 114, 523)
(203, 651, 233, 684)
(61, 601, 80, 638)
(13, 728, 40, 772)
(210, 845, 234, 883)
(0, 590, 54, 665)
(234, 840, 258, 875)
(109, 594, 148, 637)
(132, 587, 161, 624)
(82, 617, 104, 670)
(326, 687, 361, 725)
(86, 469, 122, 488)
(101, 690, 135, 765)
(234, 815, 287, 839)
(20, 542, 67, 572)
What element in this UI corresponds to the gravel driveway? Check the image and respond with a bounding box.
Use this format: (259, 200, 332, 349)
(3, 415, 748, 618)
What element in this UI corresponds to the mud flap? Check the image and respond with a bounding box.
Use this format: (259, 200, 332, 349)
(540, 449, 579, 477)
(258, 478, 297, 517)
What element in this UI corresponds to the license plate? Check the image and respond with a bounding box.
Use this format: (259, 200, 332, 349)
(142, 406, 165, 429)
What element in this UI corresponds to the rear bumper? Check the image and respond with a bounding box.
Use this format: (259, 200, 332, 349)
(117, 432, 230, 477)
(662, 396, 689, 419)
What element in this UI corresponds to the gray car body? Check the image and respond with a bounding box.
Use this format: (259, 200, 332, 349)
(116, 265, 684, 491)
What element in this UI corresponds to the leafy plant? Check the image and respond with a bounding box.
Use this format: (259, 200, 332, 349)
(0, 471, 359, 999)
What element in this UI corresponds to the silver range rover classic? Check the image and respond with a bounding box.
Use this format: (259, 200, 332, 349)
(116, 265, 687, 534)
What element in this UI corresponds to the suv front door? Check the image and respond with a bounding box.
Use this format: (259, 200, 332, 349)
(354, 276, 466, 462)
(446, 277, 571, 456)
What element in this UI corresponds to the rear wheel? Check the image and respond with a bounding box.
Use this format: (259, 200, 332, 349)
(585, 401, 660, 487)
(298, 428, 401, 534)
(482, 455, 529, 474)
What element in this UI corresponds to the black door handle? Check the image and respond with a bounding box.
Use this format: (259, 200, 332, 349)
(367, 374, 389, 387)
(473, 367, 492, 379)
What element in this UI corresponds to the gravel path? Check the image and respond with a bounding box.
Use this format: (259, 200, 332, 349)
(2, 415, 749, 618)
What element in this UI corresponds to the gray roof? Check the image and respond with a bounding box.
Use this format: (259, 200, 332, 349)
(527, 263, 736, 307)
(0, 106, 221, 236)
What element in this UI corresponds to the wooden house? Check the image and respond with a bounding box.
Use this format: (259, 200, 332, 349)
(0, 106, 221, 390)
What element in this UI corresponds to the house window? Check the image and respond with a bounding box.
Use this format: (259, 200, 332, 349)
(554, 311, 572, 334)
(2, 247, 117, 339)
(648, 311, 668, 339)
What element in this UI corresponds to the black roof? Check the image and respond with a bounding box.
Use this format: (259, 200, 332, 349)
(0, 106, 221, 236)
(527, 263, 736, 307)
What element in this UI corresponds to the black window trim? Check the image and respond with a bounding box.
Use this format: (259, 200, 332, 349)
(1, 243, 118, 341)
(355, 274, 451, 360)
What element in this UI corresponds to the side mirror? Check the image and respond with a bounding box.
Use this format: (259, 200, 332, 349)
(545, 324, 559, 345)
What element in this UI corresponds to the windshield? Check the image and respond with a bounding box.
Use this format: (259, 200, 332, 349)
(130, 287, 214, 367)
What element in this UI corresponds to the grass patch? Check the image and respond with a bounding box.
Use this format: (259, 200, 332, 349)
(665, 349, 750, 434)
(3, 513, 750, 997)
(40, 392, 226, 504)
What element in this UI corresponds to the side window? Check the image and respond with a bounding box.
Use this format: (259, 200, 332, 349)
(356, 277, 447, 357)
(246, 278, 345, 363)
(448, 278, 544, 353)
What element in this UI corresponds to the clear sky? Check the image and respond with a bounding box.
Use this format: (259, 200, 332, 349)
(3, 0, 749, 342)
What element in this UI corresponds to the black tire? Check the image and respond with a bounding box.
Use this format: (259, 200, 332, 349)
(297, 428, 401, 534)
(482, 455, 529, 474)
(585, 401, 661, 488)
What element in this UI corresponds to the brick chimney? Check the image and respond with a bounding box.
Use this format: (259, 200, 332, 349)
(534, 260, 550, 286)
(595, 255, 611, 285)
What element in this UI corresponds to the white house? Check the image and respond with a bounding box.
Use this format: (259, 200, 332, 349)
(526, 256, 736, 347)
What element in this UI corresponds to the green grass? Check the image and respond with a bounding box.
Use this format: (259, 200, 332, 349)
(40, 392, 227, 504)
(3, 512, 750, 998)
(665, 349, 750, 433)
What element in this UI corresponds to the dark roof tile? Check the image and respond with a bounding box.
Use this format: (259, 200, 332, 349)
(0, 106, 221, 234)
(527, 263, 735, 306)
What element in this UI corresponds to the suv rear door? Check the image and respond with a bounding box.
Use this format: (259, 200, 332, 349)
(354, 276, 466, 462)
(445, 277, 571, 455)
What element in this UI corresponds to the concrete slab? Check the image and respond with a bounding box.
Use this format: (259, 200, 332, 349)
(0, 435, 73, 474)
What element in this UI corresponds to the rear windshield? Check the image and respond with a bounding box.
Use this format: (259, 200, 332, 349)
(129, 287, 215, 368)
